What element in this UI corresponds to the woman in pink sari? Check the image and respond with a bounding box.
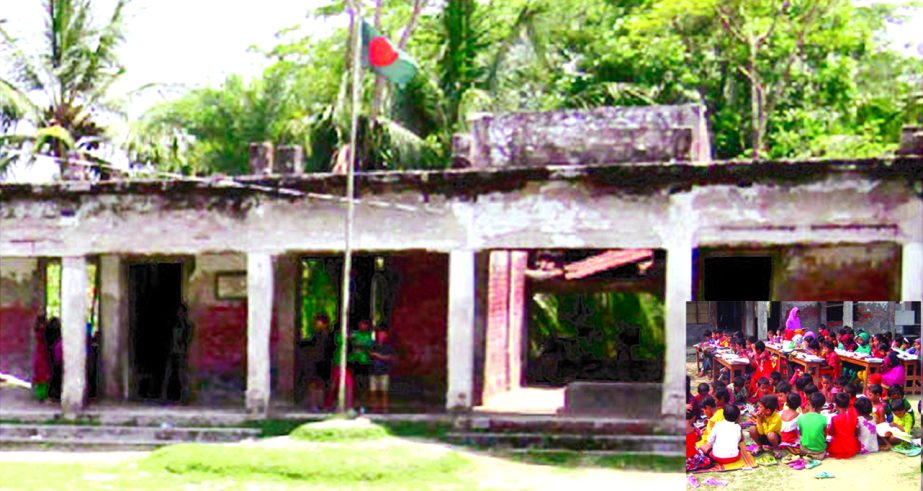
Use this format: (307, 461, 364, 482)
(880, 352, 906, 389)
(782, 307, 800, 342)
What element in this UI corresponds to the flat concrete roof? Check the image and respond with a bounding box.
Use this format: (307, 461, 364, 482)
(2, 157, 922, 201)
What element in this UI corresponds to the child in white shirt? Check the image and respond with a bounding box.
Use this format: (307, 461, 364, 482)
(702, 404, 742, 464)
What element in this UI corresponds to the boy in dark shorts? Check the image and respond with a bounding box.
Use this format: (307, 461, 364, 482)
(348, 319, 374, 412)
(369, 325, 397, 413)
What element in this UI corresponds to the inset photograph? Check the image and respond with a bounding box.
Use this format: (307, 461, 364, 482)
(686, 301, 920, 490)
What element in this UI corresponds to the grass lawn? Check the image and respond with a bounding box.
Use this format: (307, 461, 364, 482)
(0, 419, 683, 491)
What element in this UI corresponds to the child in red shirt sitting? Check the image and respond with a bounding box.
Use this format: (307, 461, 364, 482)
(686, 405, 713, 471)
(750, 377, 771, 404)
(822, 340, 841, 378)
(827, 393, 860, 459)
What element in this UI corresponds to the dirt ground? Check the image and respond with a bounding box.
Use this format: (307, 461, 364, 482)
(685, 355, 921, 491)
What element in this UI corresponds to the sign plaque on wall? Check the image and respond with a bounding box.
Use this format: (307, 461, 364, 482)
(215, 272, 247, 300)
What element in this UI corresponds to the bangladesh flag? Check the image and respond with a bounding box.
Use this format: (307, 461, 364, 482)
(361, 21, 418, 87)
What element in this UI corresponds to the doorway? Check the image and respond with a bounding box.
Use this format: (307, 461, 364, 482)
(769, 302, 781, 333)
(715, 301, 745, 334)
(703, 256, 772, 300)
(128, 263, 183, 401)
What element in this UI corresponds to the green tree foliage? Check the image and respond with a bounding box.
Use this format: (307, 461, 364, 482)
(529, 292, 665, 361)
(588, 0, 923, 159)
(133, 0, 923, 174)
(129, 73, 303, 175)
(0, 0, 130, 176)
(300, 258, 340, 340)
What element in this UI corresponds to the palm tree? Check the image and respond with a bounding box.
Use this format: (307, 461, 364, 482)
(0, 0, 129, 178)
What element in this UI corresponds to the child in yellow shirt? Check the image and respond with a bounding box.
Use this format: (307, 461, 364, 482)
(748, 395, 782, 455)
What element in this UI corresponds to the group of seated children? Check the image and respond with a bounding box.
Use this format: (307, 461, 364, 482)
(686, 370, 918, 471)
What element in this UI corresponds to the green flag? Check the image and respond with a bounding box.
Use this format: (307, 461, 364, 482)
(361, 20, 418, 87)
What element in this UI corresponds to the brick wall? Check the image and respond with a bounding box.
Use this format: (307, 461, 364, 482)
(776, 302, 823, 332)
(777, 244, 900, 300)
(777, 301, 898, 335)
(0, 258, 43, 380)
(507, 252, 527, 389)
(483, 251, 512, 402)
(386, 253, 448, 401)
(854, 302, 895, 334)
(187, 254, 247, 403)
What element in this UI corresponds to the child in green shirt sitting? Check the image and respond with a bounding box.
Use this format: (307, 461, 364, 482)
(796, 392, 829, 460)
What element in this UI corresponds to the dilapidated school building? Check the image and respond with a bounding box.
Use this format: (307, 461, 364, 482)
(1, 105, 922, 422)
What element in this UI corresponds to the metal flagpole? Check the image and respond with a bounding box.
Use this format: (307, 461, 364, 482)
(338, 0, 364, 414)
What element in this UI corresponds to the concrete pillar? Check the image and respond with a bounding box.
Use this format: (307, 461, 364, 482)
(99, 255, 128, 400)
(273, 254, 298, 402)
(663, 243, 692, 418)
(246, 253, 273, 414)
(248, 142, 274, 176)
(61, 256, 88, 415)
(819, 302, 827, 326)
(757, 302, 768, 340)
(447, 250, 476, 410)
(902, 243, 922, 302)
(843, 301, 854, 327)
(744, 301, 755, 337)
(275, 145, 304, 175)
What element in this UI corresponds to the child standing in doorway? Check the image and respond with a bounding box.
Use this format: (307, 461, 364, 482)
(31, 316, 51, 403)
(369, 325, 396, 413)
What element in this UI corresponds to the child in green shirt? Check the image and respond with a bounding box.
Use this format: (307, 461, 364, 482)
(880, 398, 914, 450)
(796, 392, 828, 460)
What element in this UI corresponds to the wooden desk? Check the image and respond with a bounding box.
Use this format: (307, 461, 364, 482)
(787, 354, 824, 379)
(712, 354, 750, 385)
(765, 345, 790, 376)
(694, 344, 705, 374)
(837, 353, 882, 382)
(901, 357, 921, 395)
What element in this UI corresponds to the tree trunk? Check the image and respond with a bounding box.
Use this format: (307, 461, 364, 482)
(748, 46, 763, 160)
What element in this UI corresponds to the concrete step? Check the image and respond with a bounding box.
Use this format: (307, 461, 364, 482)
(0, 424, 259, 445)
(506, 448, 685, 459)
(446, 432, 682, 453)
(0, 436, 172, 450)
(453, 416, 668, 435)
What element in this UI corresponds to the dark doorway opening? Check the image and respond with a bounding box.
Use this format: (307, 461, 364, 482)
(715, 301, 745, 334)
(703, 257, 772, 300)
(769, 302, 781, 332)
(826, 302, 844, 323)
(129, 263, 183, 401)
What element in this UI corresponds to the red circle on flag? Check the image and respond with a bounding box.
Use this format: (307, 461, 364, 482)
(369, 37, 398, 67)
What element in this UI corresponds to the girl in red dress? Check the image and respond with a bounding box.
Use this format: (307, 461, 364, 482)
(749, 341, 774, 394)
(827, 392, 860, 459)
(822, 340, 841, 379)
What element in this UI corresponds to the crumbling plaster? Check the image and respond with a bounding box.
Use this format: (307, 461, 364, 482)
(0, 170, 918, 258)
